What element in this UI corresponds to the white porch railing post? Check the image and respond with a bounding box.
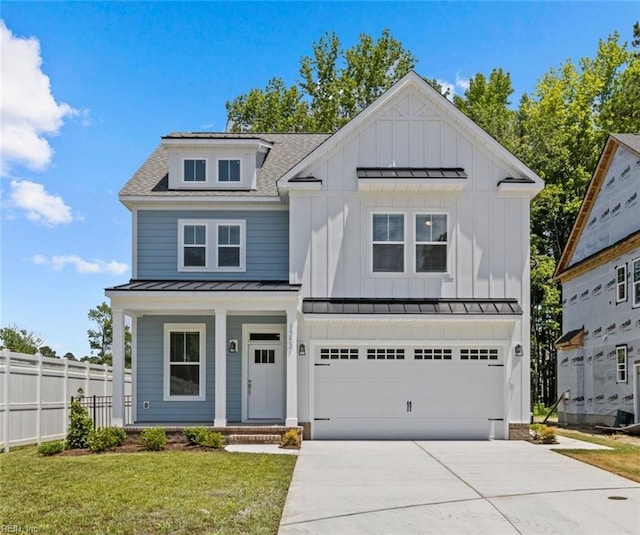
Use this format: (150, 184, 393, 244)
(285, 308, 299, 427)
(112, 309, 125, 427)
(214, 310, 227, 427)
(3, 351, 10, 452)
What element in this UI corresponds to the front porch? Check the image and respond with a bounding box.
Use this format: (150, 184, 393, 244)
(106, 281, 303, 433)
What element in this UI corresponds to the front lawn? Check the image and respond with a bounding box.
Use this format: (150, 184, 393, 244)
(555, 429, 640, 483)
(0, 446, 296, 534)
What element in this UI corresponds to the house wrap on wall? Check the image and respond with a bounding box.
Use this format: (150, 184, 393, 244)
(106, 72, 543, 440)
(554, 134, 640, 426)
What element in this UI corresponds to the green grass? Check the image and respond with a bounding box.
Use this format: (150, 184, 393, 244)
(555, 429, 640, 483)
(0, 447, 296, 534)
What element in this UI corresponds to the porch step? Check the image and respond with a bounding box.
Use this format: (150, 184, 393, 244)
(226, 434, 281, 445)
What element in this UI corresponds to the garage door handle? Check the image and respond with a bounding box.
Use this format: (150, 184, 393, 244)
(488, 364, 504, 367)
(315, 363, 331, 367)
(488, 418, 504, 421)
(314, 418, 330, 421)
(406, 401, 412, 412)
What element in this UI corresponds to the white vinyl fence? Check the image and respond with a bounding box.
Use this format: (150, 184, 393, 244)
(0, 350, 132, 451)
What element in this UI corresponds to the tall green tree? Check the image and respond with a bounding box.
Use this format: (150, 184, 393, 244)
(0, 324, 44, 354)
(87, 302, 132, 367)
(227, 29, 417, 133)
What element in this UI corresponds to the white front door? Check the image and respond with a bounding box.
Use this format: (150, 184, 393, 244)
(247, 343, 284, 419)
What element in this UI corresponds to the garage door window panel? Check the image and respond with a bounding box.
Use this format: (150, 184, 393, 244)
(320, 348, 359, 360)
(367, 348, 405, 360)
(415, 348, 452, 360)
(460, 348, 499, 361)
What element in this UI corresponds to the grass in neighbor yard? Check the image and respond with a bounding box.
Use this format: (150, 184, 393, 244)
(0, 446, 296, 535)
(555, 429, 640, 483)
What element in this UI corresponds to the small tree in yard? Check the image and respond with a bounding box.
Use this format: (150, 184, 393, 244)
(87, 302, 132, 367)
(67, 389, 93, 449)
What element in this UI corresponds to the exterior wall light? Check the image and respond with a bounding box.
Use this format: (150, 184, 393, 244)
(298, 343, 306, 356)
(228, 339, 238, 353)
(514, 344, 524, 357)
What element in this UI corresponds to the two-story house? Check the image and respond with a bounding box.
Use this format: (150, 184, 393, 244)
(106, 72, 543, 440)
(554, 134, 640, 426)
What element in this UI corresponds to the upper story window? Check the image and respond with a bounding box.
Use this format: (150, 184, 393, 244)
(218, 159, 241, 182)
(184, 159, 206, 182)
(178, 219, 245, 272)
(633, 258, 640, 308)
(616, 264, 627, 303)
(183, 224, 207, 268)
(217, 224, 241, 268)
(415, 214, 447, 273)
(372, 214, 405, 273)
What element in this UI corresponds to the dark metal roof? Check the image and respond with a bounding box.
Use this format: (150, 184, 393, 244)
(302, 298, 522, 315)
(357, 167, 467, 179)
(107, 280, 301, 292)
(288, 176, 322, 183)
(497, 176, 536, 185)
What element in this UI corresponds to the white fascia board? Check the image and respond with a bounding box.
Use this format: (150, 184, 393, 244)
(357, 179, 466, 192)
(161, 138, 273, 150)
(120, 196, 286, 210)
(302, 314, 521, 323)
(281, 182, 323, 191)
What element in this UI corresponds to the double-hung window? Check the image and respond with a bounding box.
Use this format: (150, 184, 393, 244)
(178, 220, 245, 272)
(184, 159, 206, 182)
(372, 214, 405, 272)
(632, 258, 640, 308)
(415, 214, 448, 273)
(164, 324, 206, 400)
(218, 159, 241, 182)
(616, 345, 627, 383)
(182, 224, 207, 268)
(217, 224, 241, 268)
(616, 264, 627, 303)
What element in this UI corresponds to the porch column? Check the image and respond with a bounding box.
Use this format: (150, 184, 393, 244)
(285, 307, 298, 427)
(112, 308, 125, 427)
(214, 309, 227, 427)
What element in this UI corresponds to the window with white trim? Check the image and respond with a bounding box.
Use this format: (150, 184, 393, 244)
(415, 214, 447, 273)
(184, 159, 206, 182)
(616, 345, 627, 383)
(217, 224, 241, 268)
(616, 264, 627, 303)
(217, 159, 241, 182)
(372, 214, 404, 272)
(632, 258, 640, 308)
(182, 224, 207, 268)
(178, 220, 245, 272)
(164, 324, 206, 400)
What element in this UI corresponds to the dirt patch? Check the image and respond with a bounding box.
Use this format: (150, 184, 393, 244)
(58, 435, 225, 455)
(553, 423, 640, 447)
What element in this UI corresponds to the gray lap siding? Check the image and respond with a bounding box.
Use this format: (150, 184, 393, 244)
(136, 210, 289, 280)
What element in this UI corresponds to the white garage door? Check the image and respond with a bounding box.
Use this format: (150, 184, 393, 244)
(313, 346, 505, 440)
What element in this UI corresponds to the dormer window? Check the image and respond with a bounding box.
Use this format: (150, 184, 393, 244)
(218, 159, 241, 182)
(184, 159, 206, 182)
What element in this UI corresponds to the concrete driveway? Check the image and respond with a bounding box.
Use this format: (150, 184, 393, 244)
(279, 441, 640, 534)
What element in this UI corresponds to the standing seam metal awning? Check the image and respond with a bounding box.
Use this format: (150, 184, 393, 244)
(302, 298, 522, 315)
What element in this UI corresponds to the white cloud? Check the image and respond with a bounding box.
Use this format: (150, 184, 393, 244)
(0, 20, 82, 174)
(32, 254, 128, 275)
(436, 74, 471, 102)
(455, 74, 470, 92)
(10, 179, 73, 226)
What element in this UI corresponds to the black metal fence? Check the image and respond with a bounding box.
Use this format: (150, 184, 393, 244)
(70, 395, 133, 428)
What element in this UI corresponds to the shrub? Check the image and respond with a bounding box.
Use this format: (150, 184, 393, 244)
(87, 427, 126, 453)
(184, 427, 224, 448)
(541, 426, 557, 444)
(280, 429, 301, 449)
(37, 441, 65, 456)
(140, 428, 166, 451)
(530, 423, 546, 440)
(66, 391, 94, 449)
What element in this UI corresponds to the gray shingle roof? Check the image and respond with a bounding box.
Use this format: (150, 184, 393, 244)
(120, 133, 330, 197)
(302, 298, 523, 315)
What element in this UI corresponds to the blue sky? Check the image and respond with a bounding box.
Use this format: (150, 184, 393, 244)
(1, 1, 637, 358)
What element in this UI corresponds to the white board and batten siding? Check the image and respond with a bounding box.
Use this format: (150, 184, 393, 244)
(0, 351, 132, 451)
(289, 88, 530, 304)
